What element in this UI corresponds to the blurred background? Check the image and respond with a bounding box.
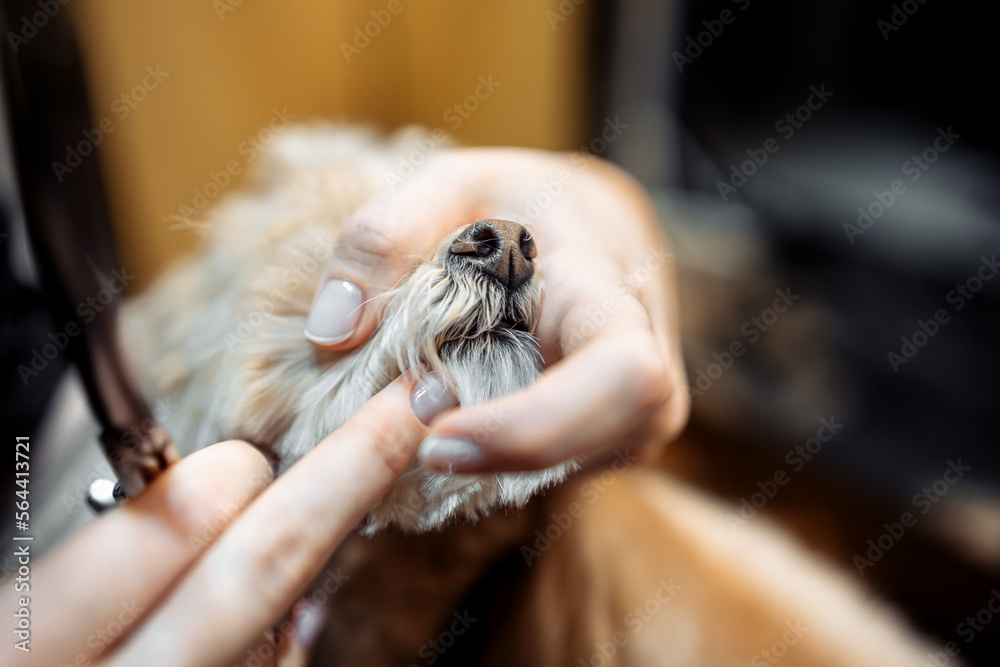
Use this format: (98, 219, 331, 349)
(1, 0, 998, 664)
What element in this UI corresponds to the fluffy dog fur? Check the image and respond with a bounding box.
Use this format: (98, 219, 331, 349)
(125, 126, 570, 533)
(123, 126, 939, 665)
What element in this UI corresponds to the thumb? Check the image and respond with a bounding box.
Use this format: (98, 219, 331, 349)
(303, 184, 472, 351)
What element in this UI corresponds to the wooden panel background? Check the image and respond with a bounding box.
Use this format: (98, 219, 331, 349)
(70, 1, 592, 290)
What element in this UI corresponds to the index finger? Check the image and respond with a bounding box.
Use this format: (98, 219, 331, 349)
(422, 296, 687, 472)
(0, 440, 274, 667)
(106, 377, 425, 667)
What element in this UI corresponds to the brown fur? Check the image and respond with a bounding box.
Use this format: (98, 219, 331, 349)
(125, 126, 937, 665)
(308, 463, 933, 666)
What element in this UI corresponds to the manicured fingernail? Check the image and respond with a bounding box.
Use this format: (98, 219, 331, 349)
(418, 436, 483, 467)
(293, 599, 327, 649)
(304, 279, 363, 345)
(410, 372, 459, 425)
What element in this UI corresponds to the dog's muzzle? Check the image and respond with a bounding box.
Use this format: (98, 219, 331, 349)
(448, 219, 536, 292)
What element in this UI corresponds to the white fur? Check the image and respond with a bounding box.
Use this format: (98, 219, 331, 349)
(124, 125, 572, 533)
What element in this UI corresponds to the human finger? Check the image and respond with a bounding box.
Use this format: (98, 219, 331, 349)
(0, 441, 273, 667)
(105, 378, 424, 667)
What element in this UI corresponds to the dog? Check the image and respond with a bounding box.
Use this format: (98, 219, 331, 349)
(125, 126, 570, 534)
(123, 125, 940, 665)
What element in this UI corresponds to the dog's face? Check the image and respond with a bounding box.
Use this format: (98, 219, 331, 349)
(383, 219, 544, 400)
(329, 218, 568, 532)
(131, 173, 568, 532)
(125, 126, 569, 533)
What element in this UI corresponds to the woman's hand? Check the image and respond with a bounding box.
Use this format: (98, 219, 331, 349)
(2, 378, 424, 667)
(303, 147, 689, 472)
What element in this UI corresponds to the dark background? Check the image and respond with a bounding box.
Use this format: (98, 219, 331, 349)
(590, 0, 999, 663)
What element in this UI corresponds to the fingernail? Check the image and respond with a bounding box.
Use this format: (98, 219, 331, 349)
(293, 599, 327, 649)
(304, 279, 363, 345)
(418, 436, 483, 467)
(410, 372, 459, 425)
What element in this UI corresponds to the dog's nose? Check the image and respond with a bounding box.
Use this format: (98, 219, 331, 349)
(449, 219, 536, 291)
